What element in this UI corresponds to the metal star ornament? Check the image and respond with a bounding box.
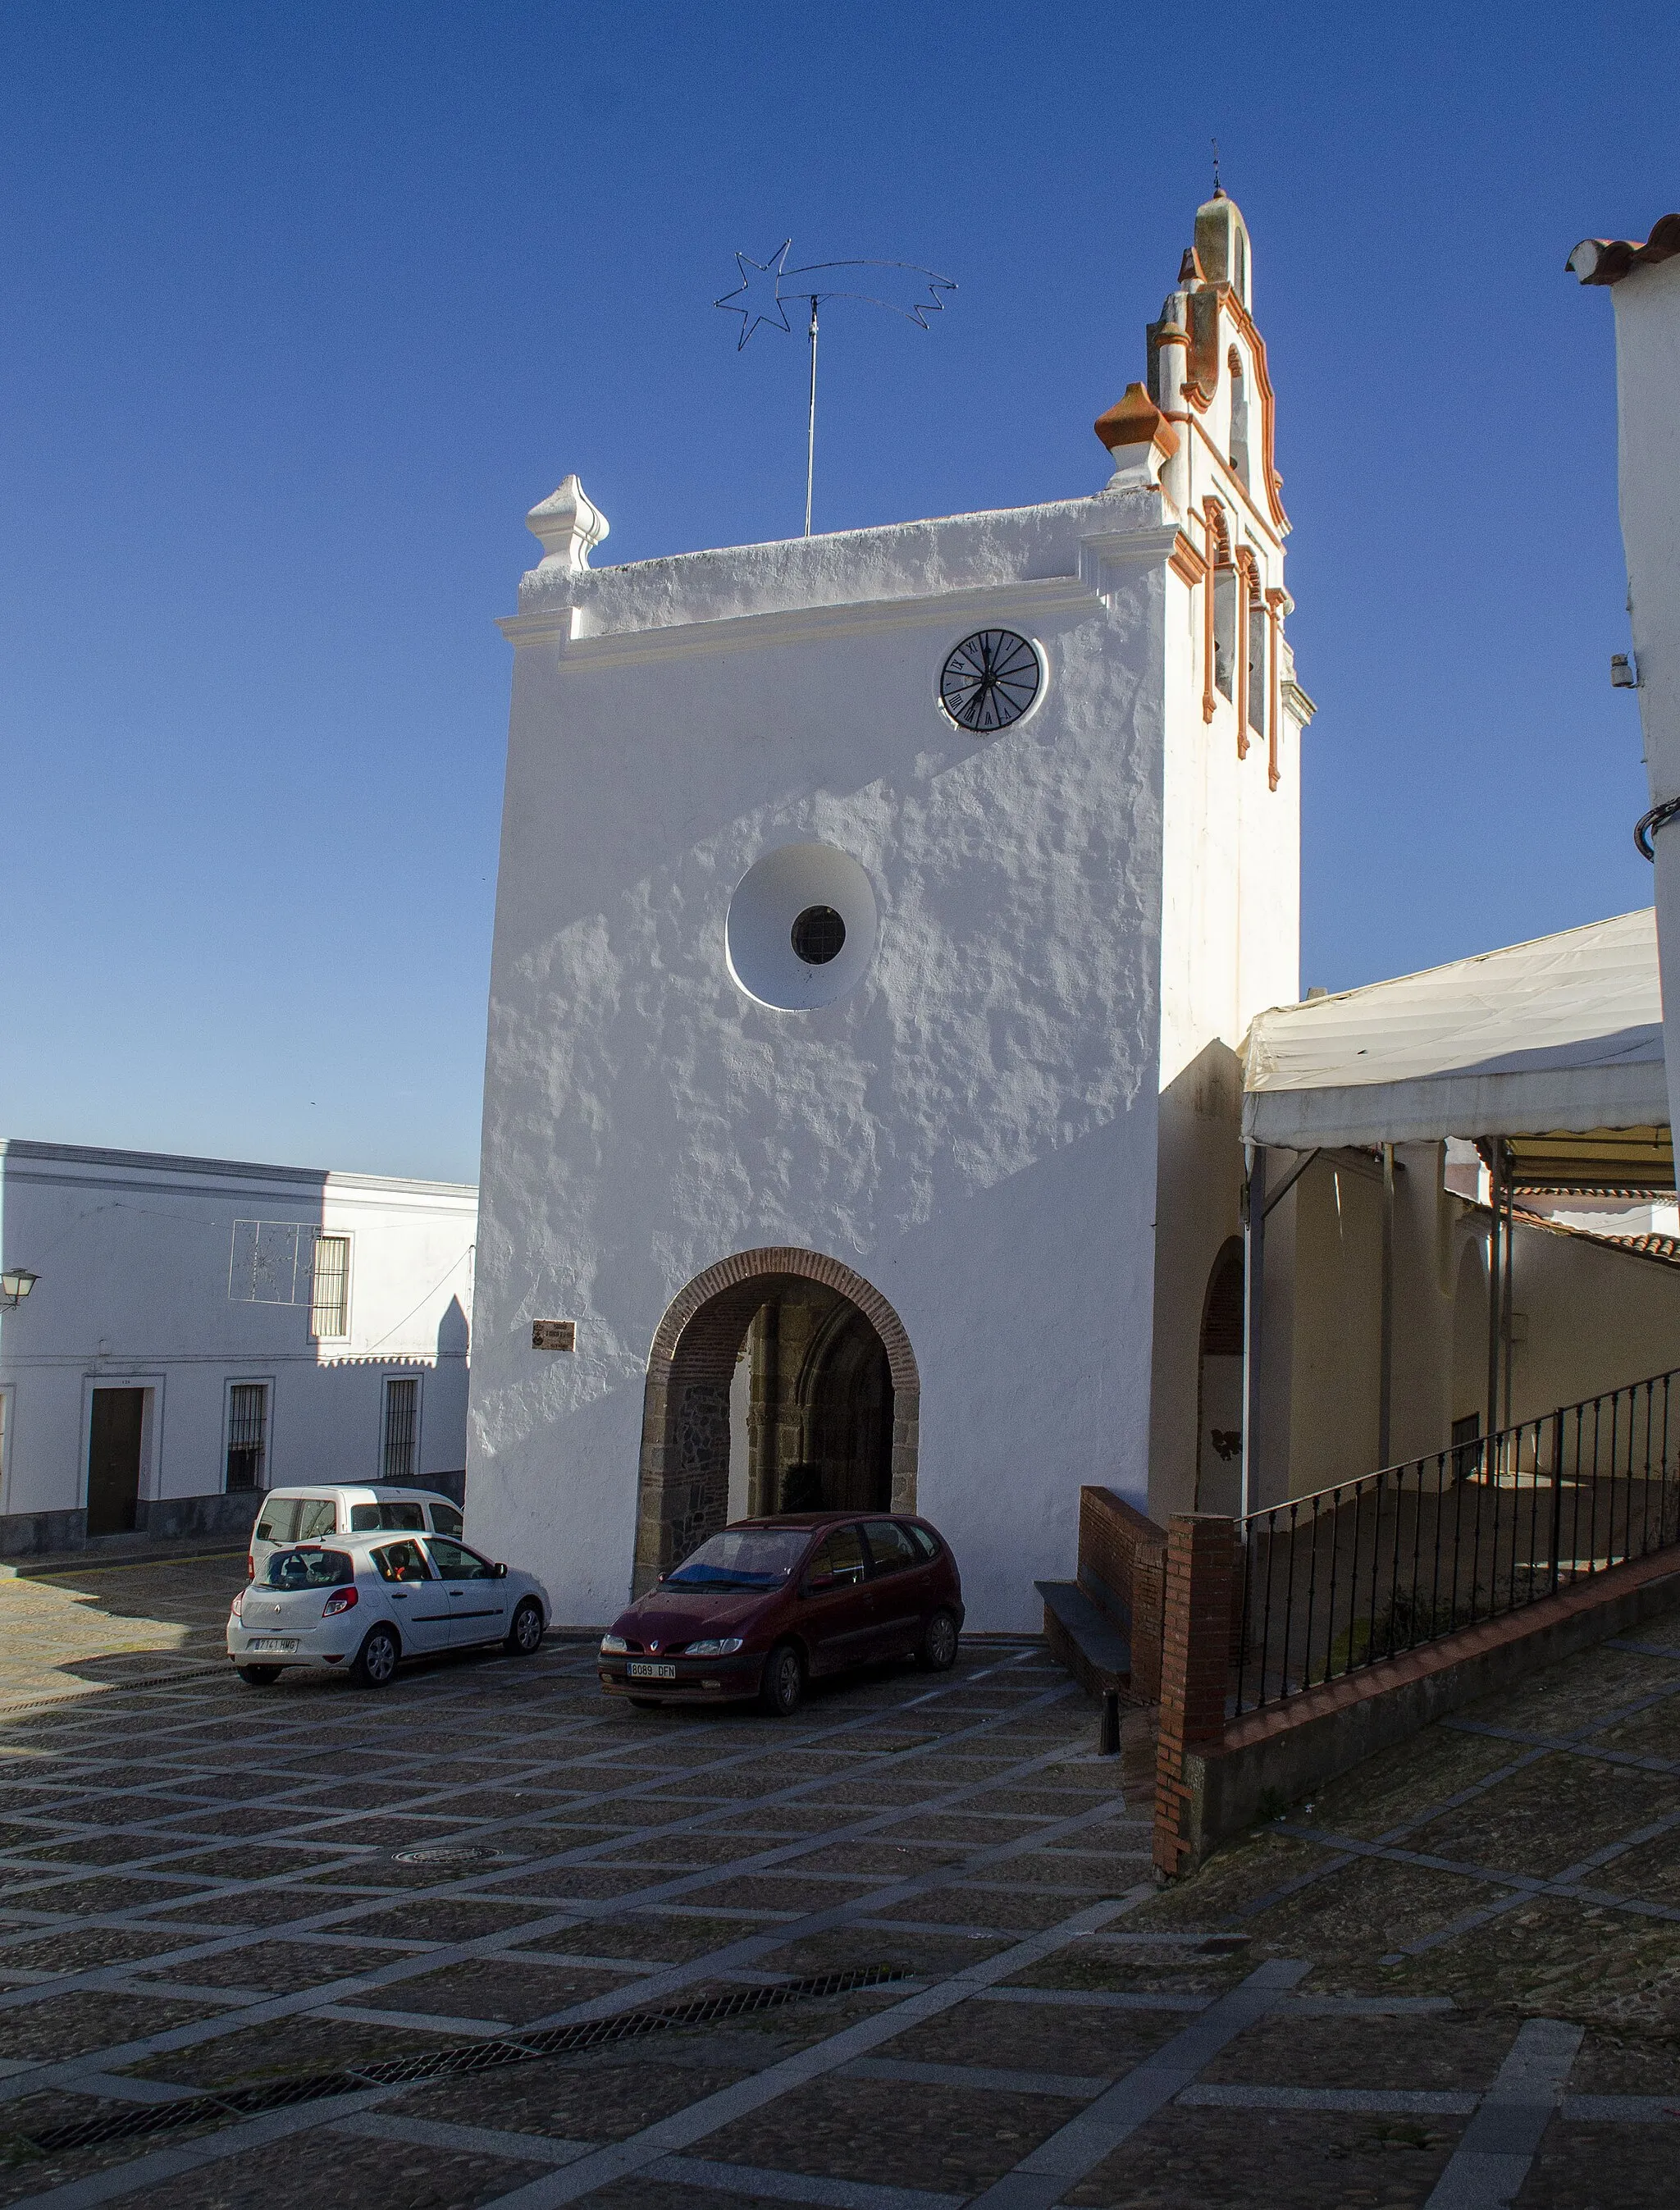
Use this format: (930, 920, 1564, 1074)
(713, 236, 957, 535)
(714, 242, 796, 349)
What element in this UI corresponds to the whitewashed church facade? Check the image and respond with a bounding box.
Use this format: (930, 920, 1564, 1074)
(468, 191, 1312, 1630)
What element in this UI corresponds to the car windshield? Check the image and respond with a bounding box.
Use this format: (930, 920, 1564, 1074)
(666, 1528, 810, 1591)
(265, 1546, 353, 1589)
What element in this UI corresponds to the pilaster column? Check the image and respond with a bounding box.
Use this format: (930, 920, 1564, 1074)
(1265, 587, 1286, 790)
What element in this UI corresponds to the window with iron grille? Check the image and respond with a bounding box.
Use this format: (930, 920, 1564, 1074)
(309, 1235, 350, 1338)
(226, 1383, 268, 1492)
(381, 1377, 419, 1483)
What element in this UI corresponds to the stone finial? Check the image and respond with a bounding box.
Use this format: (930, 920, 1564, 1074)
(1095, 384, 1180, 459)
(525, 475, 609, 573)
(1094, 385, 1181, 492)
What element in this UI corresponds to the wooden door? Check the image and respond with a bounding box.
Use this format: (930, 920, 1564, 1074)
(87, 1389, 144, 1536)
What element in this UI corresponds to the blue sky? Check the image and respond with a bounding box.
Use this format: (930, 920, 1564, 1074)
(0, 0, 1673, 1183)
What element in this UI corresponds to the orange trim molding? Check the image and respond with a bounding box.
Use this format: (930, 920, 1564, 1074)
(1169, 532, 1206, 587)
(1234, 547, 1260, 760)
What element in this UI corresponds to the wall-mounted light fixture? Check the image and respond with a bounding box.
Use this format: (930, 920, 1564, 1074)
(0, 1269, 39, 1310)
(1612, 652, 1641, 688)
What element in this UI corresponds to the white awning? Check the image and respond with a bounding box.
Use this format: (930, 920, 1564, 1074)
(1243, 910, 1666, 1148)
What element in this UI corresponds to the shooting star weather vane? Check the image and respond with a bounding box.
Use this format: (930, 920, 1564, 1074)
(715, 240, 956, 537)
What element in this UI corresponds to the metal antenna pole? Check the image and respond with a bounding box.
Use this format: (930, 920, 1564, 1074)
(804, 295, 819, 537)
(714, 245, 955, 527)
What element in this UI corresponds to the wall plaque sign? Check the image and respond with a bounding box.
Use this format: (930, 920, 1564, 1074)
(531, 1320, 576, 1351)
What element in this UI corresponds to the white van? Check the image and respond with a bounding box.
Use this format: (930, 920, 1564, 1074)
(249, 1486, 464, 1582)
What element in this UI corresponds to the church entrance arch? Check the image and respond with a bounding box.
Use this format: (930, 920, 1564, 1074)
(632, 1249, 920, 1594)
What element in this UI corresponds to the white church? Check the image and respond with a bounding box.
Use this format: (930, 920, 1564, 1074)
(467, 189, 1312, 1632)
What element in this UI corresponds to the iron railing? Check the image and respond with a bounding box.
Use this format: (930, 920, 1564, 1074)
(1234, 1368, 1680, 1715)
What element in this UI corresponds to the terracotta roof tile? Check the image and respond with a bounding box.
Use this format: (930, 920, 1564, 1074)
(1568, 214, 1680, 285)
(1510, 1203, 1680, 1269)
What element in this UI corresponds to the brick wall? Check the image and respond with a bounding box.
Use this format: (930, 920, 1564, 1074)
(1153, 1512, 1238, 1877)
(1078, 1486, 1166, 1702)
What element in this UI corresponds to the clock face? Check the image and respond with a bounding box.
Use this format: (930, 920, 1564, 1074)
(939, 629, 1042, 733)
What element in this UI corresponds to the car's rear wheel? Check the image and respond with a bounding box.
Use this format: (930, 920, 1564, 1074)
(352, 1623, 400, 1688)
(236, 1664, 280, 1687)
(758, 1641, 805, 1717)
(916, 1610, 960, 1672)
(505, 1599, 544, 1656)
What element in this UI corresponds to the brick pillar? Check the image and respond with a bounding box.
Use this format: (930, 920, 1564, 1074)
(1153, 1513, 1237, 1878)
(1130, 1532, 1166, 1705)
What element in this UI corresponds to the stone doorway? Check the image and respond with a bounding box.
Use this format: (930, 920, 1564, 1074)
(632, 1249, 918, 1594)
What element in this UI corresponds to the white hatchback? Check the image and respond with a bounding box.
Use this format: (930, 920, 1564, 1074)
(228, 1532, 550, 1687)
(248, 1486, 464, 1586)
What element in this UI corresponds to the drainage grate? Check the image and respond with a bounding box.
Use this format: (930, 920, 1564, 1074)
(17, 1966, 907, 2157)
(391, 1845, 505, 1866)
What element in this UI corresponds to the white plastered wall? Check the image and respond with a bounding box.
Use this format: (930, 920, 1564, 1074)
(0, 1144, 476, 1526)
(470, 493, 1181, 1632)
(1144, 387, 1302, 1516)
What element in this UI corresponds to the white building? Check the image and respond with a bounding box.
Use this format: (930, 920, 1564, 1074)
(0, 1140, 477, 1556)
(1570, 215, 1680, 1139)
(469, 189, 1313, 1630)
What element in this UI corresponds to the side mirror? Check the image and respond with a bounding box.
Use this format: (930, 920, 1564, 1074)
(803, 1570, 837, 1596)
(492, 1561, 508, 1578)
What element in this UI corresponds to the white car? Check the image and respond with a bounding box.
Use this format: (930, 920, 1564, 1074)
(248, 1485, 464, 1586)
(228, 1531, 550, 1687)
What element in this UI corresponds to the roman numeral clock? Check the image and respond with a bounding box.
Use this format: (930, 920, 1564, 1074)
(938, 629, 1043, 733)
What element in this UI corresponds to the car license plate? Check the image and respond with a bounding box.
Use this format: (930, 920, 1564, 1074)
(246, 1638, 299, 1655)
(627, 1661, 676, 1680)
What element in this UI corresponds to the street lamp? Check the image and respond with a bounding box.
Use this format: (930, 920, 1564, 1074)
(0, 1270, 39, 1311)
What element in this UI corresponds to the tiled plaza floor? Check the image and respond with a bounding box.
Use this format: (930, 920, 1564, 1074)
(0, 1556, 1675, 2204)
(0, 1556, 235, 1713)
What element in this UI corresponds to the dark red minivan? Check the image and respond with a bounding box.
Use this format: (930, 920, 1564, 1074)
(598, 1512, 964, 1715)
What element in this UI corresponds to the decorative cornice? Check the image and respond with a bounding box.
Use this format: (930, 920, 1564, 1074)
(546, 574, 1102, 670)
(498, 605, 578, 649)
(1281, 678, 1317, 725)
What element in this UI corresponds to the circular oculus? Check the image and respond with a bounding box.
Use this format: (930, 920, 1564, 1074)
(725, 844, 878, 1010)
(939, 628, 1042, 733)
(791, 905, 846, 966)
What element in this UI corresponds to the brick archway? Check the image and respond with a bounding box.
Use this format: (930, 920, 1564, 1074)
(632, 1248, 920, 1594)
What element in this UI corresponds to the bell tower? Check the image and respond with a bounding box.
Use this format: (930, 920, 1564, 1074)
(1134, 188, 1316, 1521)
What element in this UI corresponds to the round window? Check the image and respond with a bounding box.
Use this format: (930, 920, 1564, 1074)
(791, 906, 846, 966)
(939, 628, 1042, 733)
(725, 845, 878, 1011)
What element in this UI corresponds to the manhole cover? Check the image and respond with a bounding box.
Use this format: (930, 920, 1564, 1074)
(392, 1844, 504, 1866)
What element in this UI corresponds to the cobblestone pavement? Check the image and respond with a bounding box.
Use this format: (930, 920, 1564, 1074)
(0, 1558, 235, 1714)
(0, 1558, 1677, 2205)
